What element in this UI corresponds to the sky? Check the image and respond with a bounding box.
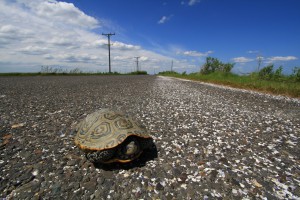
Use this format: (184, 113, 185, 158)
(0, 0, 299, 74)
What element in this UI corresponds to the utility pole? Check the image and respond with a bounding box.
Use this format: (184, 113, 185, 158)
(102, 33, 115, 73)
(257, 53, 262, 72)
(134, 57, 140, 72)
(171, 60, 173, 72)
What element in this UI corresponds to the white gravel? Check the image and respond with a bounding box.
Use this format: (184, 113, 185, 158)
(0, 75, 299, 199)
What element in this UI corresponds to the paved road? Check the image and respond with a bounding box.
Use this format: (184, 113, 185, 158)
(0, 75, 299, 199)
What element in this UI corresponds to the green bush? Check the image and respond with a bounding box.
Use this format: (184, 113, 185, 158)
(273, 66, 283, 80)
(258, 64, 274, 80)
(221, 63, 235, 73)
(200, 57, 234, 74)
(258, 65, 286, 81)
(291, 67, 300, 82)
(200, 57, 220, 74)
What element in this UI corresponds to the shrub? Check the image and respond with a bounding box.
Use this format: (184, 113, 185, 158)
(200, 57, 234, 74)
(258, 64, 274, 80)
(200, 57, 221, 74)
(128, 71, 148, 75)
(221, 63, 235, 73)
(69, 68, 82, 74)
(291, 67, 300, 82)
(273, 66, 283, 80)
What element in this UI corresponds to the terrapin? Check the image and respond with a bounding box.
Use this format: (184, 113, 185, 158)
(74, 109, 153, 163)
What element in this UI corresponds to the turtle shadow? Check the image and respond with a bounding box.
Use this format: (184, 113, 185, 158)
(93, 144, 158, 171)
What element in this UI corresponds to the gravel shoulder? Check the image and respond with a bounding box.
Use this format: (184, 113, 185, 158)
(0, 75, 299, 199)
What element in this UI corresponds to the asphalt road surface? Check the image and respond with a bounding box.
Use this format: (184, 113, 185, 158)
(0, 75, 299, 199)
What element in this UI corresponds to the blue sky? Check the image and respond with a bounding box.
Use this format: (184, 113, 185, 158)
(0, 0, 299, 74)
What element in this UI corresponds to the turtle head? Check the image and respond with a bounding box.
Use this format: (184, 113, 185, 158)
(114, 137, 141, 162)
(85, 137, 145, 164)
(125, 140, 139, 155)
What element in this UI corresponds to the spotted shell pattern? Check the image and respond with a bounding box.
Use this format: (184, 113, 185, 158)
(74, 109, 151, 151)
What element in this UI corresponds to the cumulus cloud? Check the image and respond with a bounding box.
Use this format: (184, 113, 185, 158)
(112, 42, 141, 50)
(267, 56, 297, 62)
(180, 50, 213, 57)
(158, 15, 173, 24)
(0, 0, 194, 73)
(140, 56, 149, 61)
(18, 46, 50, 55)
(113, 56, 129, 61)
(232, 57, 254, 63)
(58, 54, 100, 63)
(16, 0, 99, 29)
(256, 56, 264, 60)
(0, 24, 33, 45)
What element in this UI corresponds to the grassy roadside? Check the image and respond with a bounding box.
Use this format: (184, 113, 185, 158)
(0, 71, 148, 76)
(0, 72, 121, 76)
(159, 72, 300, 98)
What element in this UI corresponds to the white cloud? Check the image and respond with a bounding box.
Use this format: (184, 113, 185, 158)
(247, 50, 259, 54)
(0, 25, 26, 38)
(267, 56, 297, 62)
(16, 0, 99, 29)
(0, 0, 195, 74)
(18, 46, 50, 55)
(180, 50, 213, 57)
(0, 24, 33, 45)
(188, 0, 201, 6)
(113, 56, 129, 61)
(112, 41, 141, 50)
(158, 15, 173, 24)
(256, 56, 264, 60)
(140, 56, 149, 61)
(57, 54, 99, 63)
(232, 57, 254, 63)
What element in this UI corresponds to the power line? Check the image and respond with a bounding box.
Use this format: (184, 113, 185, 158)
(102, 32, 115, 73)
(134, 57, 140, 72)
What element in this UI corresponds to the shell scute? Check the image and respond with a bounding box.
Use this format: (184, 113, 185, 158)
(114, 118, 133, 129)
(90, 122, 111, 139)
(74, 109, 151, 151)
(104, 112, 121, 120)
(117, 133, 127, 143)
(105, 140, 115, 148)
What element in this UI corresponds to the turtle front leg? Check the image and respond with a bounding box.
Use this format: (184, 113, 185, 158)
(86, 149, 115, 163)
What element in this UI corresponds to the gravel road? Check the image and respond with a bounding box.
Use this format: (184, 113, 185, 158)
(0, 75, 299, 199)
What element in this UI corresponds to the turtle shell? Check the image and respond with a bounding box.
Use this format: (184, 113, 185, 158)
(74, 109, 151, 151)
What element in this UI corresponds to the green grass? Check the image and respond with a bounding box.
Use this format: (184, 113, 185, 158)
(0, 71, 148, 76)
(160, 72, 300, 98)
(0, 66, 149, 76)
(0, 72, 43, 76)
